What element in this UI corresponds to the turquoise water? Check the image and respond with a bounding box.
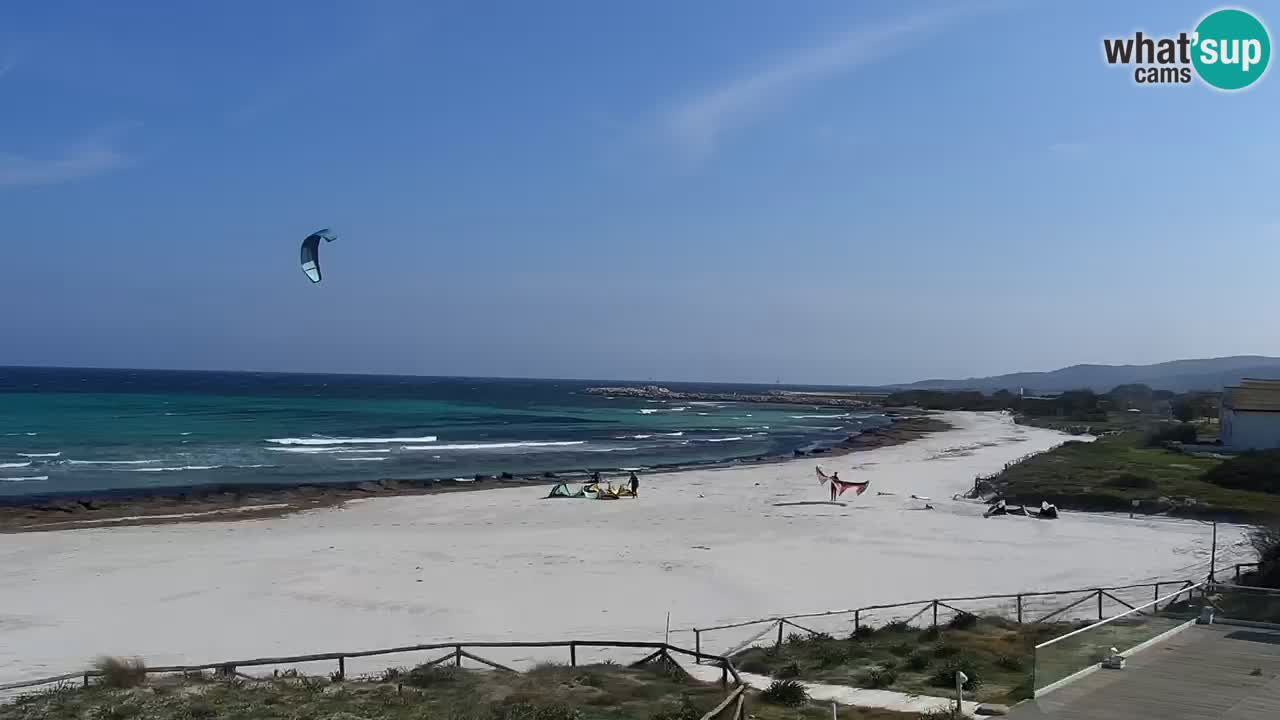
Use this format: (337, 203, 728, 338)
(0, 367, 885, 498)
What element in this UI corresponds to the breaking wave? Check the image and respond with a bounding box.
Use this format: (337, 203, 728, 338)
(268, 447, 394, 454)
(637, 407, 689, 415)
(266, 435, 438, 446)
(123, 464, 277, 473)
(401, 441, 586, 451)
(0, 462, 31, 469)
(65, 459, 160, 465)
(1, 476, 47, 482)
(18, 452, 61, 458)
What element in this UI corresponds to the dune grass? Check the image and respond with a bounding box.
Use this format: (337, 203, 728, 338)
(733, 616, 1081, 704)
(0, 661, 920, 720)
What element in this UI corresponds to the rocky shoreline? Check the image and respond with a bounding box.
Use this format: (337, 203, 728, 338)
(0, 414, 951, 533)
(584, 384, 881, 407)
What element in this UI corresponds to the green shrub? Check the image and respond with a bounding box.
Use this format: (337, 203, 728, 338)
(402, 664, 461, 688)
(995, 654, 1025, 672)
(491, 701, 582, 720)
(856, 665, 897, 689)
(888, 642, 914, 657)
(929, 657, 982, 691)
(737, 656, 773, 675)
(932, 644, 959, 659)
(814, 641, 849, 668)
(93, 657, 147, 689)
(760, 679, 808, 707)
(90, 703, 140, 720)
(1144, 424, 1197, 447)
(882, 621, 911, 634)
(776, 661, 801, 679)
(849, 625, 875, 641)
(904, 651, 931, 672)
(650, 695, 701, 720)
(1105, 473, 1157, 489)
(1203, 450, 1280, 494)
(918, 626, 940, 642)
(946, 613, 978, 631)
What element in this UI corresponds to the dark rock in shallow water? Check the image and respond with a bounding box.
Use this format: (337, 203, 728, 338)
(500, 472, 514, 480)
(793, 449, 806, 457)
(543, 471, 556, 478)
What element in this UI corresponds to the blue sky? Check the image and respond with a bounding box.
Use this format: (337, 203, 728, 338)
(1, 0, 1277, 385)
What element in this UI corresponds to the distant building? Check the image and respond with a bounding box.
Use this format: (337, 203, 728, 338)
(1220, 379, 1280, 449)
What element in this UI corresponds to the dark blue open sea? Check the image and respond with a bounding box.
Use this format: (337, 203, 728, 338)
(0, 367, 886, 499)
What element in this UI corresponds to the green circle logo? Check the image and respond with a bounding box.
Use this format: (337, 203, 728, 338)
(1193, 8, 1270, 90)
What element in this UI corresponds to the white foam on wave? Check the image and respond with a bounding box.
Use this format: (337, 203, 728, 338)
(614, 434, 654, 440)
(1, 475, 47, 482)
(18, 452, 61, 458)
(338, 457, 389, 462)
(700, 436, 745, 443)
(583, 446, 640, 453)
(66, 459, 160, 465)
(125, 465, 220, 473)
(123, 464, 277, 473)
(266, 436, 438, 446)
(659, 432, 684, 437)
(637, 407, 689, 415)
(789, 414, 851, 420)
(268, 447, 394, 455)
(401, 441, 586, 451)
(0, 462, 32, 469)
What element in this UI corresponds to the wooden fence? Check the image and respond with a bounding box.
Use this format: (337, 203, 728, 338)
(0, 638, 747, 719)
(681, 579, 1194, 660)
(1232, 562, 1262, 584)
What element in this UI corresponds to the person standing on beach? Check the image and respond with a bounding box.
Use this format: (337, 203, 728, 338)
(829, 471, 839, 502)
(629, 471, 639, 498)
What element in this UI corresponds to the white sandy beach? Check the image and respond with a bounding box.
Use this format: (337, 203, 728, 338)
(0, 412, 1249, 686)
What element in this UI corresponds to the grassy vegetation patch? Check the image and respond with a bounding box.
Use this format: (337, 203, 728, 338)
(0, 661, 921, 720)
(732, 617, 1076, 704)
(991, 432, 1280, 519)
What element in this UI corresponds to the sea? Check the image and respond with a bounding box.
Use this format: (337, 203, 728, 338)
(0, 367, 887, 500)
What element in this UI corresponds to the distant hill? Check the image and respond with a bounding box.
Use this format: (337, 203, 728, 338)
(891, 356, 1280, 393)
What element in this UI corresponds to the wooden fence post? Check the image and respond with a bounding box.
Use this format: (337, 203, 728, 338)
(694, 631, 701, 664)
(932, 600, 938, 628)
(776, 620, 784, 648)
(854, 609, 860, 633)
(570, 642, 577, 667)
(720, 663, 728, 689)
(1016, 595, 1023, 624)
(1096, 590, 1104, 620)
(455, 645, 462, 668)
(82, 672, 89, 688)
(337, 656, 345, 681)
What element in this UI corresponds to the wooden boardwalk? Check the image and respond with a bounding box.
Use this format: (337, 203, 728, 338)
(1012, 624, 1280, 719)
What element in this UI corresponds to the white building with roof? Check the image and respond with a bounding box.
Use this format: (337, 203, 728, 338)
(1220, 378, 1280, 450)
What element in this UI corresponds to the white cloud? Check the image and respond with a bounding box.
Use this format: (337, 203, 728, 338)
(0, 142, 129, 190)
(660, 6, 985, 162)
